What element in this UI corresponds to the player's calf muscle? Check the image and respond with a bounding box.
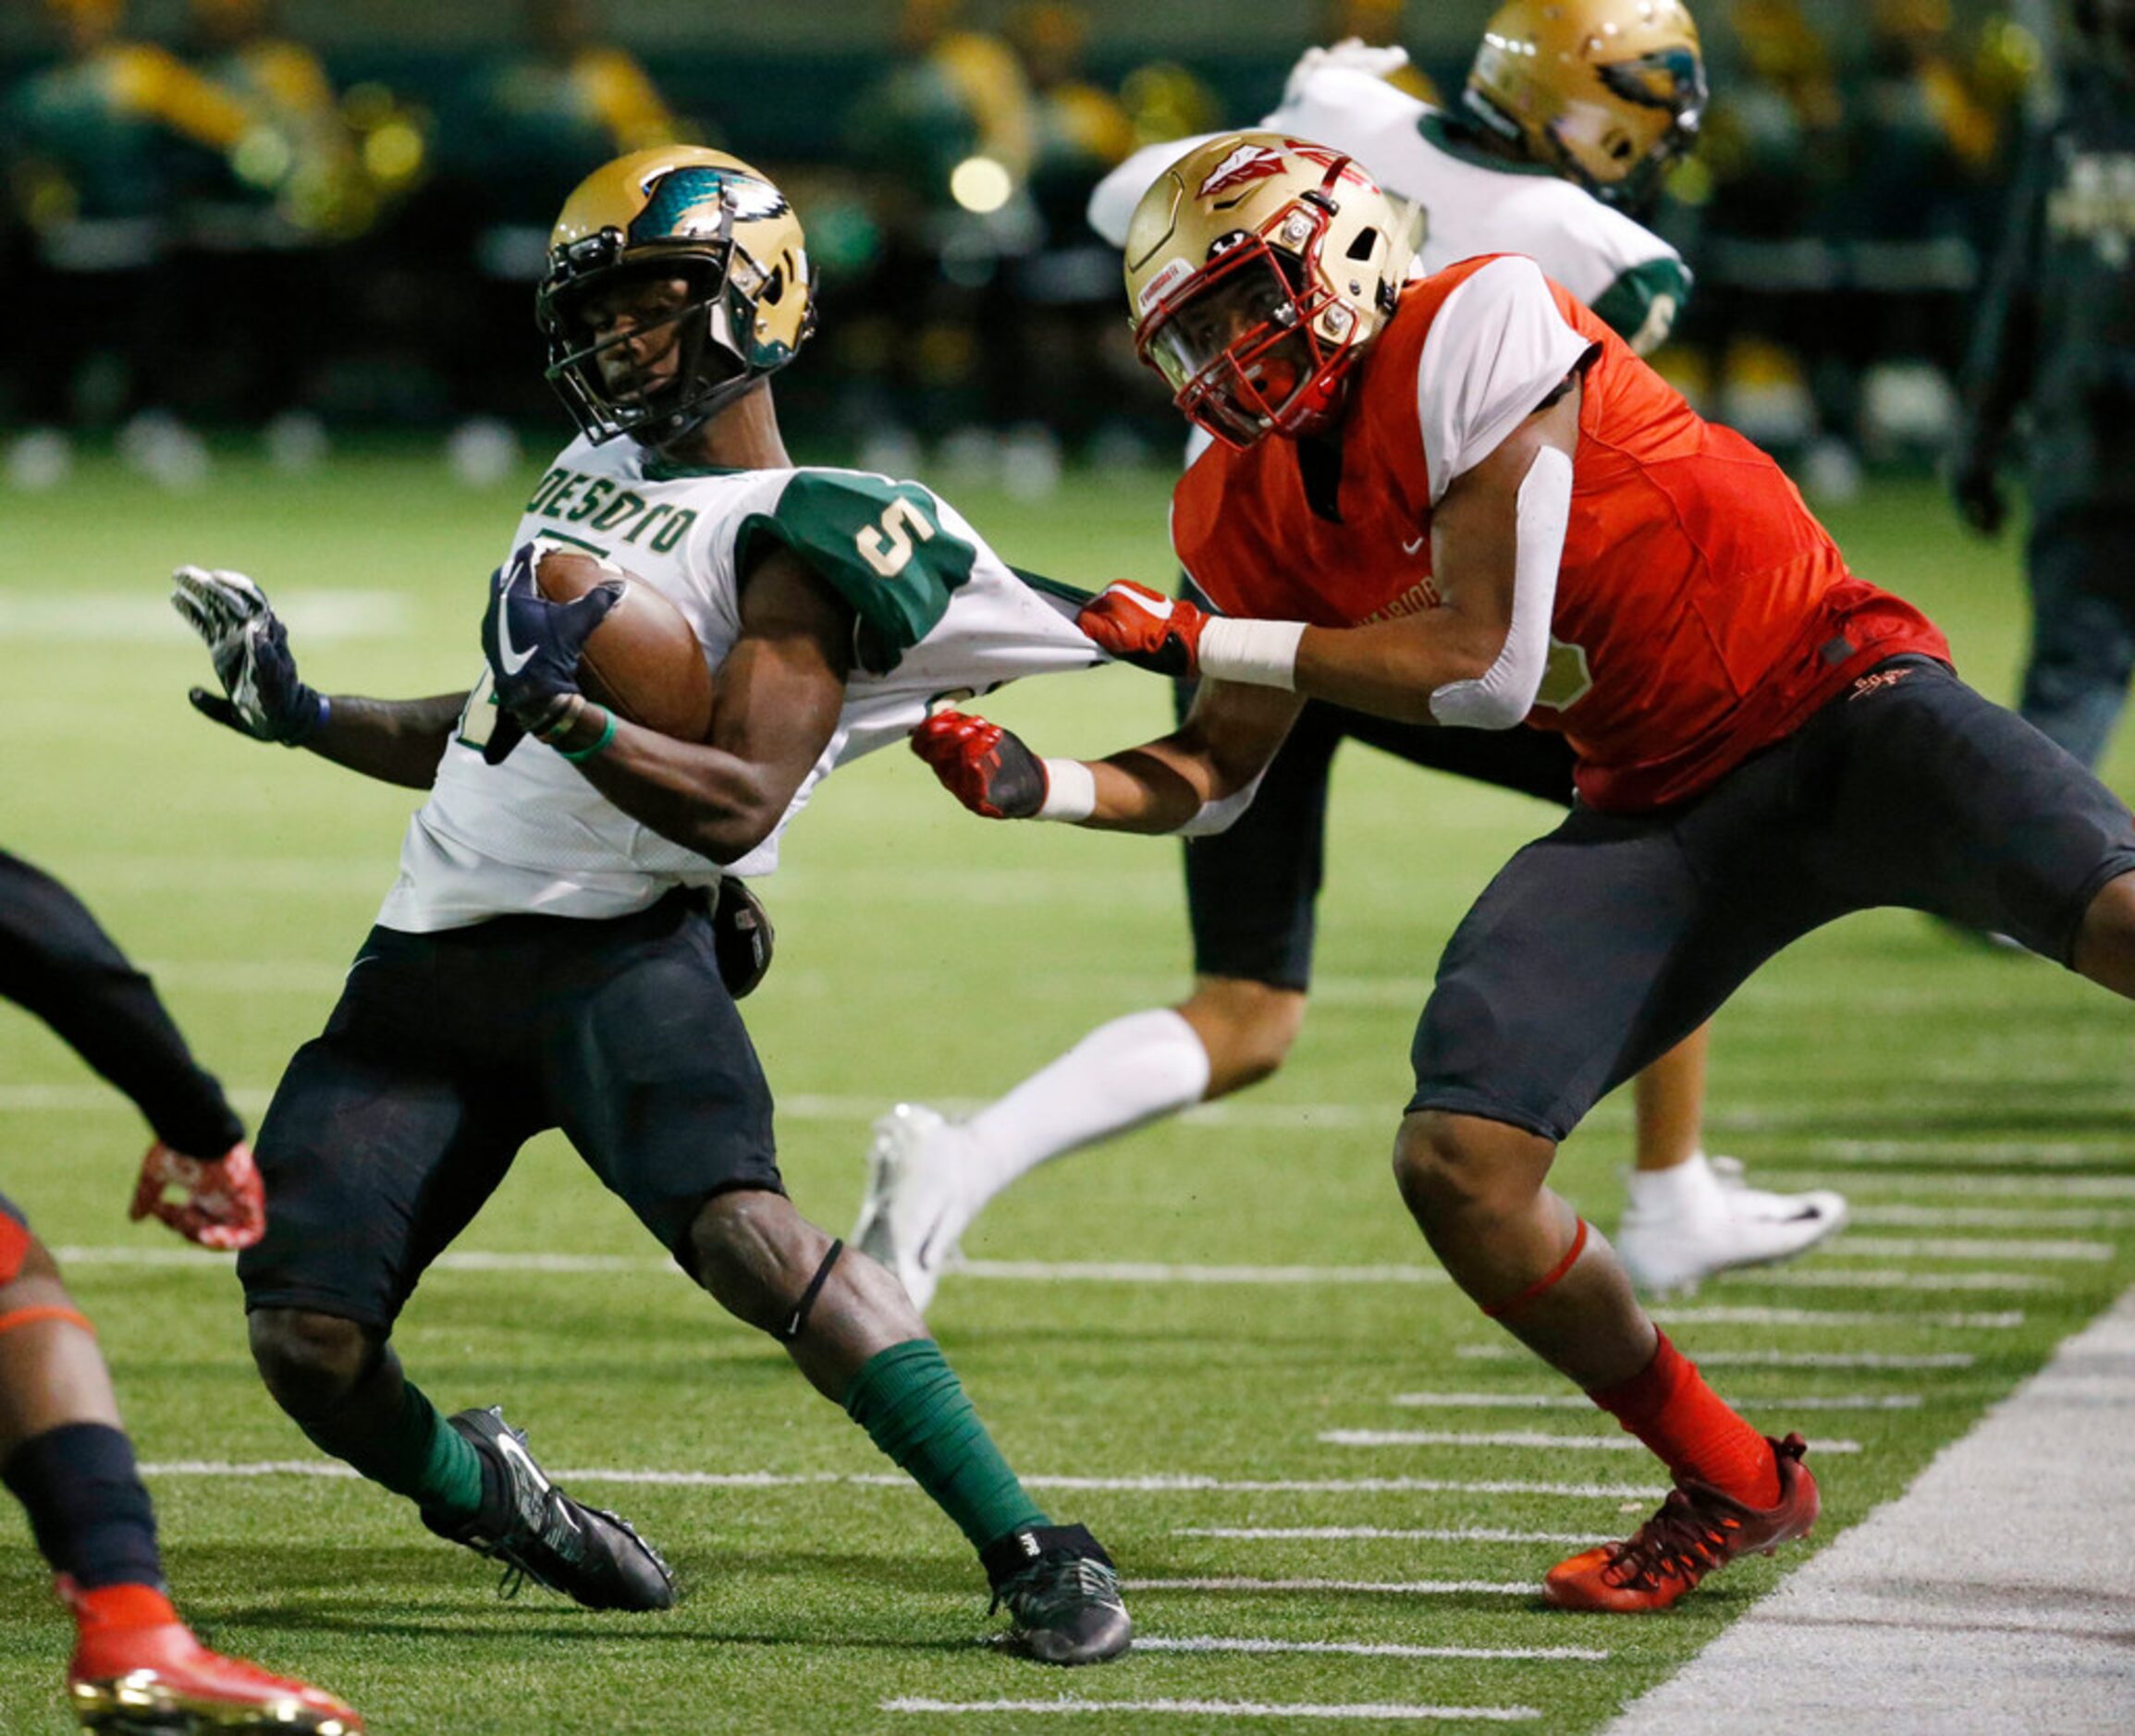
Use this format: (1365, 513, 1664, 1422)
(2072, 867, 2135, 994)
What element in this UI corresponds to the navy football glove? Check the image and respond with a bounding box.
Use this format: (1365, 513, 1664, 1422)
(479, 542, 622, 764)
(170, 566, 326, 746)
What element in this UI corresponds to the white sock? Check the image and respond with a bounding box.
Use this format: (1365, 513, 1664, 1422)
(959, 1008, 1212, 1202)
(1624, 1150, 1722, 1217)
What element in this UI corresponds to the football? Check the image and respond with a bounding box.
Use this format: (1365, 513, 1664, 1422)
(534, 547, 715, 741)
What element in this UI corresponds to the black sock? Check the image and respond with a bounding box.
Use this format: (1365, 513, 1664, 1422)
(1, 1422, 164, 1590)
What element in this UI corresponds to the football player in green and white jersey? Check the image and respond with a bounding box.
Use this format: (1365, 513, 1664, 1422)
(170, 145, 1129, 1668)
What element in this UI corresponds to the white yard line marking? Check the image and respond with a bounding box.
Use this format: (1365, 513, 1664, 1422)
(1455, 1345, 1975, 1369)
(1654, 1305, 2023, 1329)
(1745, 1269, 2062, 1292)
(0, 590, 411, 641)
(1804, 1140, 2133, 1167)
(1818, 1235, 2113, 1261)
(134, 1461, 1668, 1499)
(958, 1260, 1449, 1285)
(885, 1698, 1541, 1722)
(1390, 1392, 1920, 1412)
(1321, 1429, 1863, 1454)
(1172, 1526, 1605, 1546)
(1134, 1577, 1536, 1595)
(1754, 1173, 2135, 1201)
(1138, 1636, 1602, 1660)
(1850, 1204, 2135, 1229)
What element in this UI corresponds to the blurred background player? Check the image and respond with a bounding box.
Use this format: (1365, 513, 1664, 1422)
(0, 1195, 362, 1730)
(1953, 0, 2135, 776)
(855, 0, 1848, 1313)
(0, 849, 264, 1253)
(172, 146, 1131, 1666)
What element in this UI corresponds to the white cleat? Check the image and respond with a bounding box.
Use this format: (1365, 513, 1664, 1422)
(852, 1104, 978, 1314)
(1616, 1153, 1848, 1297)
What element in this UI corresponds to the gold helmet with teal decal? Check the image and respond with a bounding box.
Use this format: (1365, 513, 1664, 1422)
(1464, 1, 1707, 210)
(536, 146, 816, 446)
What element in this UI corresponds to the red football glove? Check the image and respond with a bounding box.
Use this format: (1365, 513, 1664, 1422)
(910, 710, 1049, 819)
(1076, 581, 1210, 679)
(129, 1140, 266, 1251)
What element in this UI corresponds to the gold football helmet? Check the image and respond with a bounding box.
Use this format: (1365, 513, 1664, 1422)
(1123, 131, 1418, 448)
(1464, 1, 1707, 209)
(536, 146, 816, 446)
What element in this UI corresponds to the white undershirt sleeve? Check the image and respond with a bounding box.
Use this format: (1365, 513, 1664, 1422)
(1427, 446, 1572, 730)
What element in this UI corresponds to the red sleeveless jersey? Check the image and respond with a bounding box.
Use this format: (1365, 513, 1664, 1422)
(1170, 254, 1950, 811)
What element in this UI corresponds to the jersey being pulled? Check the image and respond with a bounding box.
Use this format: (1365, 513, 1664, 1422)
(1087, 65, 1691, 352)
(377, 438, 1100, 932)
(1170, 255, 1951, 813)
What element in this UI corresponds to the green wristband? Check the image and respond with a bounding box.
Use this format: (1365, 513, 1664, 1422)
(558, 709, 618, 763)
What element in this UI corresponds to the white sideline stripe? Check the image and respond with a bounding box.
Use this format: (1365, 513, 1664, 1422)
(1173, 1526, 1606, 1546)
(1139, 1636, 1603, 1660)
(1820, 1235, 2113, 1261)
(1456, 1345, 1975, 1370)
(1655, 1305, 2023, 1329)
(1391, 1391, 1920, 1412)
(1135, 1577, 1535, 1596)
(1850, 1204, 2135, 1229)
(1604, 1283, 2135, 1736)
(885, 1698, 1540, 1723)
(959, 1260, 1449, 1286)
(1321, 1429, 1863, 1454)
(132, 1461, 1667, 1500)
(1749, 1268, 2062, 1292)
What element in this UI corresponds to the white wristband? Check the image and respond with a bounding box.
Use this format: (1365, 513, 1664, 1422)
(1036, 757, 1097, 822)
(1197, 617, 1305, 690)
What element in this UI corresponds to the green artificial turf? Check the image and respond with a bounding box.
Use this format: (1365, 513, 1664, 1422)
(0, 449, 2129, 1732)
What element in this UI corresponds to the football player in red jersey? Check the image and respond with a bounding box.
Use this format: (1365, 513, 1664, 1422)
(0, 1199, 362, 1730)
(914, 132, 2135, 1612)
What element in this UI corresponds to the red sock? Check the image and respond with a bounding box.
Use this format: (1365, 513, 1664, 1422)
(67, 1581, 181, 1634)
(1589, 1332, 1779, 1508)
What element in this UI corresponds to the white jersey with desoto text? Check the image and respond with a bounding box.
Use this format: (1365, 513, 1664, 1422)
(375, 436, 1101, 932)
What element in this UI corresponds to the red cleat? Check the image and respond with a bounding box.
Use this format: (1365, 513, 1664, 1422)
(1543, 1433, 1819, 1613)
(64, 1582, 362, 1733)
(129, 1140, 266, 1252)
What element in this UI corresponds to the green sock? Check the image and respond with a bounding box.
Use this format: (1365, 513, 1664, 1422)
(841, 1339, 1048, 1552)
(301, 1379, 486, 1522)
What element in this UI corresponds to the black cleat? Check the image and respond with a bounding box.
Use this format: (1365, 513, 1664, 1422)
(981, 1523, 1132, 1665)
(420, 1406, 677, 1612)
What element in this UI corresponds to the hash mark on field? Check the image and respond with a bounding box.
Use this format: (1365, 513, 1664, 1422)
(1172, 1526, 1606, 1546)
(1454, 1345, 1975, 1369)
(1137, 1636, 1606, 1660)
(1807, 1140, 2135, 1167)
(1320, 1429, 1863, 1454)
(1752, 1173, 2135, 1201)
(1391, 1391, 1920, 1412)
(1726, 1268, 2063, 1292)
(1653, 1305, 2023, 1329)
(885, 1699, 1541, 1722)
(1819, 1235, 2114, 1261)
(1135, 1577, 1535, 1595)
(137, 1461, 1668, 1499)
(1850, 1204, 2135, 1229)
(959, 1259, 1449, 1285)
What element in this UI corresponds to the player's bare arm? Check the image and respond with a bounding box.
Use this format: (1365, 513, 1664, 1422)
(172, 563, 466, 788)
(913, 677, 1299, 836)
(544, 545, 853, 863)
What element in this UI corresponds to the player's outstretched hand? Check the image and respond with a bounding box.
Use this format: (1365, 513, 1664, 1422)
(129, 1139, 266, 1251)
(1077, 581, 1209, 679)
(480, 542, 621, 764)
(910, 710, 1049, 819)
(171, 566, 326, 745)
